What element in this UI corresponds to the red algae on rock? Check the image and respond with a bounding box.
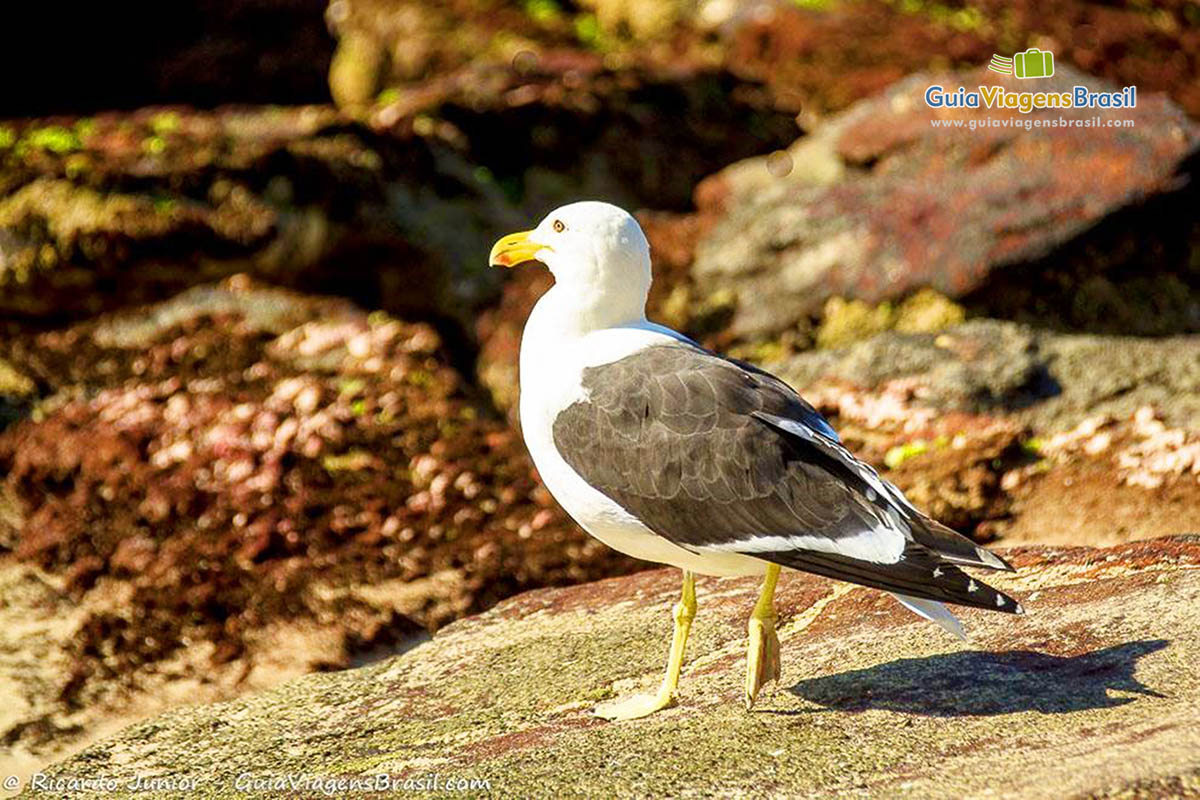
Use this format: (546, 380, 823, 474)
(0, 278, 643, 729)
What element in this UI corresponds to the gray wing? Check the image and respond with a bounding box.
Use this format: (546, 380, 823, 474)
(552, 344, 1020, 613)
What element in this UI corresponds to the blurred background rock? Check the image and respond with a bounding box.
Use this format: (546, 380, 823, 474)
(0, 0, 1197, 783)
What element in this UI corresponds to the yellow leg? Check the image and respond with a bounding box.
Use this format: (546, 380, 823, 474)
(745, 564, 782, 709)
(595, 570, 696, 721)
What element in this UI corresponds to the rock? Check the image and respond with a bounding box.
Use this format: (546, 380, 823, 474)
(326, 0, 1200, 123)
(770, 330, 1200, 546)
(0, 76, 798, 342)
(326, 1, 801, 215)
(718, 1, 992, 117)
(0, 107, 520, 332)
(326, 0, 992, 118)
(772, 320, 1044, 417)
(739, 2, 1200, 118)
(998, 411, 1200, 548)
(29, 537, 1200, 798)
(689, 65, 1200, 342)
(368, 59, 799, 213)
(1030, 332, 1200, 434)
(0, 357, 36, 431)
(770, 319, 1200, 433)
(325, 0, 565, 95)
(0, 278, 642, 771)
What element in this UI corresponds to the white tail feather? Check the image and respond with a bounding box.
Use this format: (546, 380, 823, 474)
(891, 593, 967, 640)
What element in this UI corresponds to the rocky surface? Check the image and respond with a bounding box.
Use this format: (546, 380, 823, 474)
(0, 76, 796, 337)
(688, 65, 1200, 343)
(771, 319, 1200, 433)
(0, 107, 522, 331)
(328, 0, 1200, 121)
(797, 378, 1200, 548)
(365, 60, 798, 215)
(0, 279, 643, 773)
(717, 0, 1200, 120)
(322, 0, 993, 118)
(5, 1, 1200, 793)
(26, 536, 1200, 799)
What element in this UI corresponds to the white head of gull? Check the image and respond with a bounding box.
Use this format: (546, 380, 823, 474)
(490, 200, 653, 335)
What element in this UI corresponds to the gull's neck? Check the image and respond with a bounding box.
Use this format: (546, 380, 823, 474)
(519, 281, 652, 432)
(526, 281, 648, 341)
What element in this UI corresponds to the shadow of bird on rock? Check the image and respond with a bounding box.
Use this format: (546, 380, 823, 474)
(788, 639, 1169, 716)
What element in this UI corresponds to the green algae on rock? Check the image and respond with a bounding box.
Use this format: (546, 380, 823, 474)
(0, 106, 518, 330)
(814, 290, 967, 350)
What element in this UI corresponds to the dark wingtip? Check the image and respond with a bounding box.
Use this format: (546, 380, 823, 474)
(993, 588, 1025, 614)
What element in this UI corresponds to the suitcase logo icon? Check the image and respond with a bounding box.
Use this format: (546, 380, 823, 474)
(988, 48, 1055, 79)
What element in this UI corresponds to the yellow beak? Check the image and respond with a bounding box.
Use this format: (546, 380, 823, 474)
(489, 230, 546, 268)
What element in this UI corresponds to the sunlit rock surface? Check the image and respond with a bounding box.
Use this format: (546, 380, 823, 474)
(689, 66, 1200, 342)
(27, 537, 1200, 799)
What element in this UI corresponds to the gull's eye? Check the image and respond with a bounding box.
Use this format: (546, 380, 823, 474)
(552, 219, 566, 233)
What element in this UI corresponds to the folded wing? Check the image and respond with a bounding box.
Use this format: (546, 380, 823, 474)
(551, 343, 1020, 614)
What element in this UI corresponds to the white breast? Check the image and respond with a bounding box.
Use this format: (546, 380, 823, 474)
(517, 290, 764, 578)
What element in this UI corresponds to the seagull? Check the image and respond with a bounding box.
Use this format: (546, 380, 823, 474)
(489, 201, 1022, 721)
